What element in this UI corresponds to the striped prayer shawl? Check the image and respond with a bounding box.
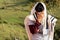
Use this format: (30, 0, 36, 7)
(24, 14, 57, 40)
(24, 2, 57, 40)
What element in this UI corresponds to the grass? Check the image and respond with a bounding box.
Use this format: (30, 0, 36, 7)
(0, 23, 28, 40)
(0, 1, 29, 39)
(0, 0, 60, 40)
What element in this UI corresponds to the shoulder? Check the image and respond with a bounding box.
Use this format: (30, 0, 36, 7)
(24, 15, 35, 22)
(24, 15, 30, 24)
(47, 15, 57, 22)
(24, 15, 32, 22)
(47, 14, 57, 27)
(24, 15, 35, 25)
(48, 15, 53, 19)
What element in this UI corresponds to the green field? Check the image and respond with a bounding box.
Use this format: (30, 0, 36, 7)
(0, 0, 60, 40)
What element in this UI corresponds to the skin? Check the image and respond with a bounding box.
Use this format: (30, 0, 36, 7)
(36, 10, 44, 23)
(26, 11, 45, 40)
(35, 10, 44, 32)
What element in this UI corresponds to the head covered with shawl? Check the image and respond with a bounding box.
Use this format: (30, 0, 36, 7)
(30, 2, 47, 30)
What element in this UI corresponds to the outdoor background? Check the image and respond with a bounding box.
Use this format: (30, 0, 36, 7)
(0, 0, 60, 40)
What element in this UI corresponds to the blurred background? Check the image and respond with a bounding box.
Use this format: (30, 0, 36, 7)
(0, 0, 60, 40)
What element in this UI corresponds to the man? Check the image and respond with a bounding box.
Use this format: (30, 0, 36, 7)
(24, 2, 57, 40)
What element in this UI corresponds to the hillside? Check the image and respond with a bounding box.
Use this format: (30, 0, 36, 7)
(0, 0, 60, 40)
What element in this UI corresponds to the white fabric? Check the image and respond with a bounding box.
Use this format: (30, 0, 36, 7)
(24, 2, 57, 40)
(31, 2, 47, 35)
(24, 14, 57, 40)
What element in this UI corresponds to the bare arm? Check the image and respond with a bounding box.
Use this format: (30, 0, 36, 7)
(24, 17, 32, 40)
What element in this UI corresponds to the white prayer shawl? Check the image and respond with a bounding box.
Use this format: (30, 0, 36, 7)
(31, 2, 47, 36)
(24, 2, 57, 40)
